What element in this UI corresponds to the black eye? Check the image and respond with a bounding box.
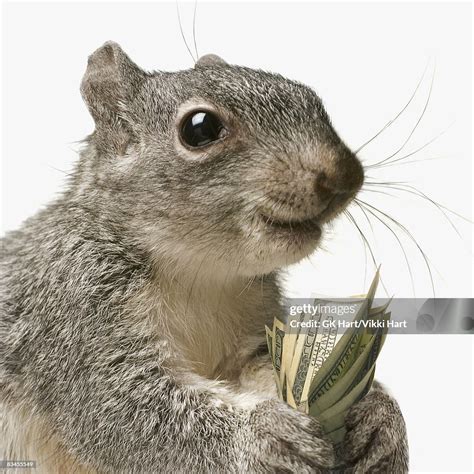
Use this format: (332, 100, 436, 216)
(181, 111, 226, 148)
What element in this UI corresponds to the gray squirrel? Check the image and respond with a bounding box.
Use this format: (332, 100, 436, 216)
(0, 42, 408, 473)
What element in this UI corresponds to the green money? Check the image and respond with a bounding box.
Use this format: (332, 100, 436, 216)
(281, 372, 288, 403)
(306, 306, 368, 404)
(314, 365, 375, 431)
(322, 367, 376, 441)
(272, 321, 285, 380)
(309, 331, 377, 416)
(348, 313, 390, 393)
(298, 298, 366, 405)
(289, 321, 319, 405)
(265, 325, 273, 361)
(307, 271, 379, 404)
(325, 425, 347, 445)
(284, 310, 308, 374)
(266, 325, 284, 397)
(309, 309, 389, 416)
(357, 301, 391, 350)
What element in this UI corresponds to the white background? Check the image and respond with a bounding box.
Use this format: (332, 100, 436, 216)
(1, 1, 473, 472)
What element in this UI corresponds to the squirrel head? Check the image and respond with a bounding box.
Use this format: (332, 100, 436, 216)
(79, 41, 364, 278)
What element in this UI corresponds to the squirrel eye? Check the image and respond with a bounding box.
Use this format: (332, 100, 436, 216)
(181, 111, 226, 148)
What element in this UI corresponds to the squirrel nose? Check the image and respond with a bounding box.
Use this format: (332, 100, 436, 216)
(314, 172, 336, 202)
(314, 148, 364, 198)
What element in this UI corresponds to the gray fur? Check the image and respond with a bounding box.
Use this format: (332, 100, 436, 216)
(0, 42, 407, 473)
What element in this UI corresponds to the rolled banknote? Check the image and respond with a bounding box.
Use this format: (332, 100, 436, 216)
(265, 269, 391, 444)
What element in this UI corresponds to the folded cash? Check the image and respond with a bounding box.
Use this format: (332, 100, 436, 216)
(265, 270, 391, 444)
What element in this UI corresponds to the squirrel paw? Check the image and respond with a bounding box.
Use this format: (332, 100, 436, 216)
(340, 385, 409, 473)
(239, 400, 335, 473)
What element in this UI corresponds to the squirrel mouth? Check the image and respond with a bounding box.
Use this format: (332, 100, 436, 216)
(258, 213, 322, 239)
(257, 192, 355, 242)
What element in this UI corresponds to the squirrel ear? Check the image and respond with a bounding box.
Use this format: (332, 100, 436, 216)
(81, 41, 144, 130)
(195, 54, 228, 68)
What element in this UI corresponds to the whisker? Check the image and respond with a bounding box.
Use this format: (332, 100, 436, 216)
(355, 198, 436, 297)
(176, 1, 196, 63)
(350, 201, 374, 235)
(238, 274, 257, 297)
(47, 165, 74, 178)
(395, 184, 473, 224)
(358, 188, 398, 198)
(355, 61, 430, 155)
(367, 63, 436, 168)
(354, 200, 416, 297)
(347, 206, 370, 287)
(192, 0, 199, 60)
(365, 181, 470, 234)
(343, 209, 390, 296)
(373, 155, 448, 168)
(364, 176, 408, 185)
(343, 210, 367, 289)
(366, 124, 452, 170)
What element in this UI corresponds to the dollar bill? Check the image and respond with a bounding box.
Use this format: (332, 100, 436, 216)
(283, 311, 306, 365)
(323, 367, 376, 445)
(287, 316, 319, 406)
(272, 317, 286, 386)
(286, 302, 347, 407)
(306, 271, 379, 404)
(308, 308, 389, 416)
(309, 330, 377, 416)
(314, 365, 376, 431)
(266, 325, 283, 394)
(298, 298, 367, 405)
(265, 325, 273, 360)
(347, 312, 390, 392)
(266, 269, 389, 444)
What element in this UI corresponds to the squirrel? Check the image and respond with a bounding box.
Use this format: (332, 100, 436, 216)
(0, 42, 408, 473)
